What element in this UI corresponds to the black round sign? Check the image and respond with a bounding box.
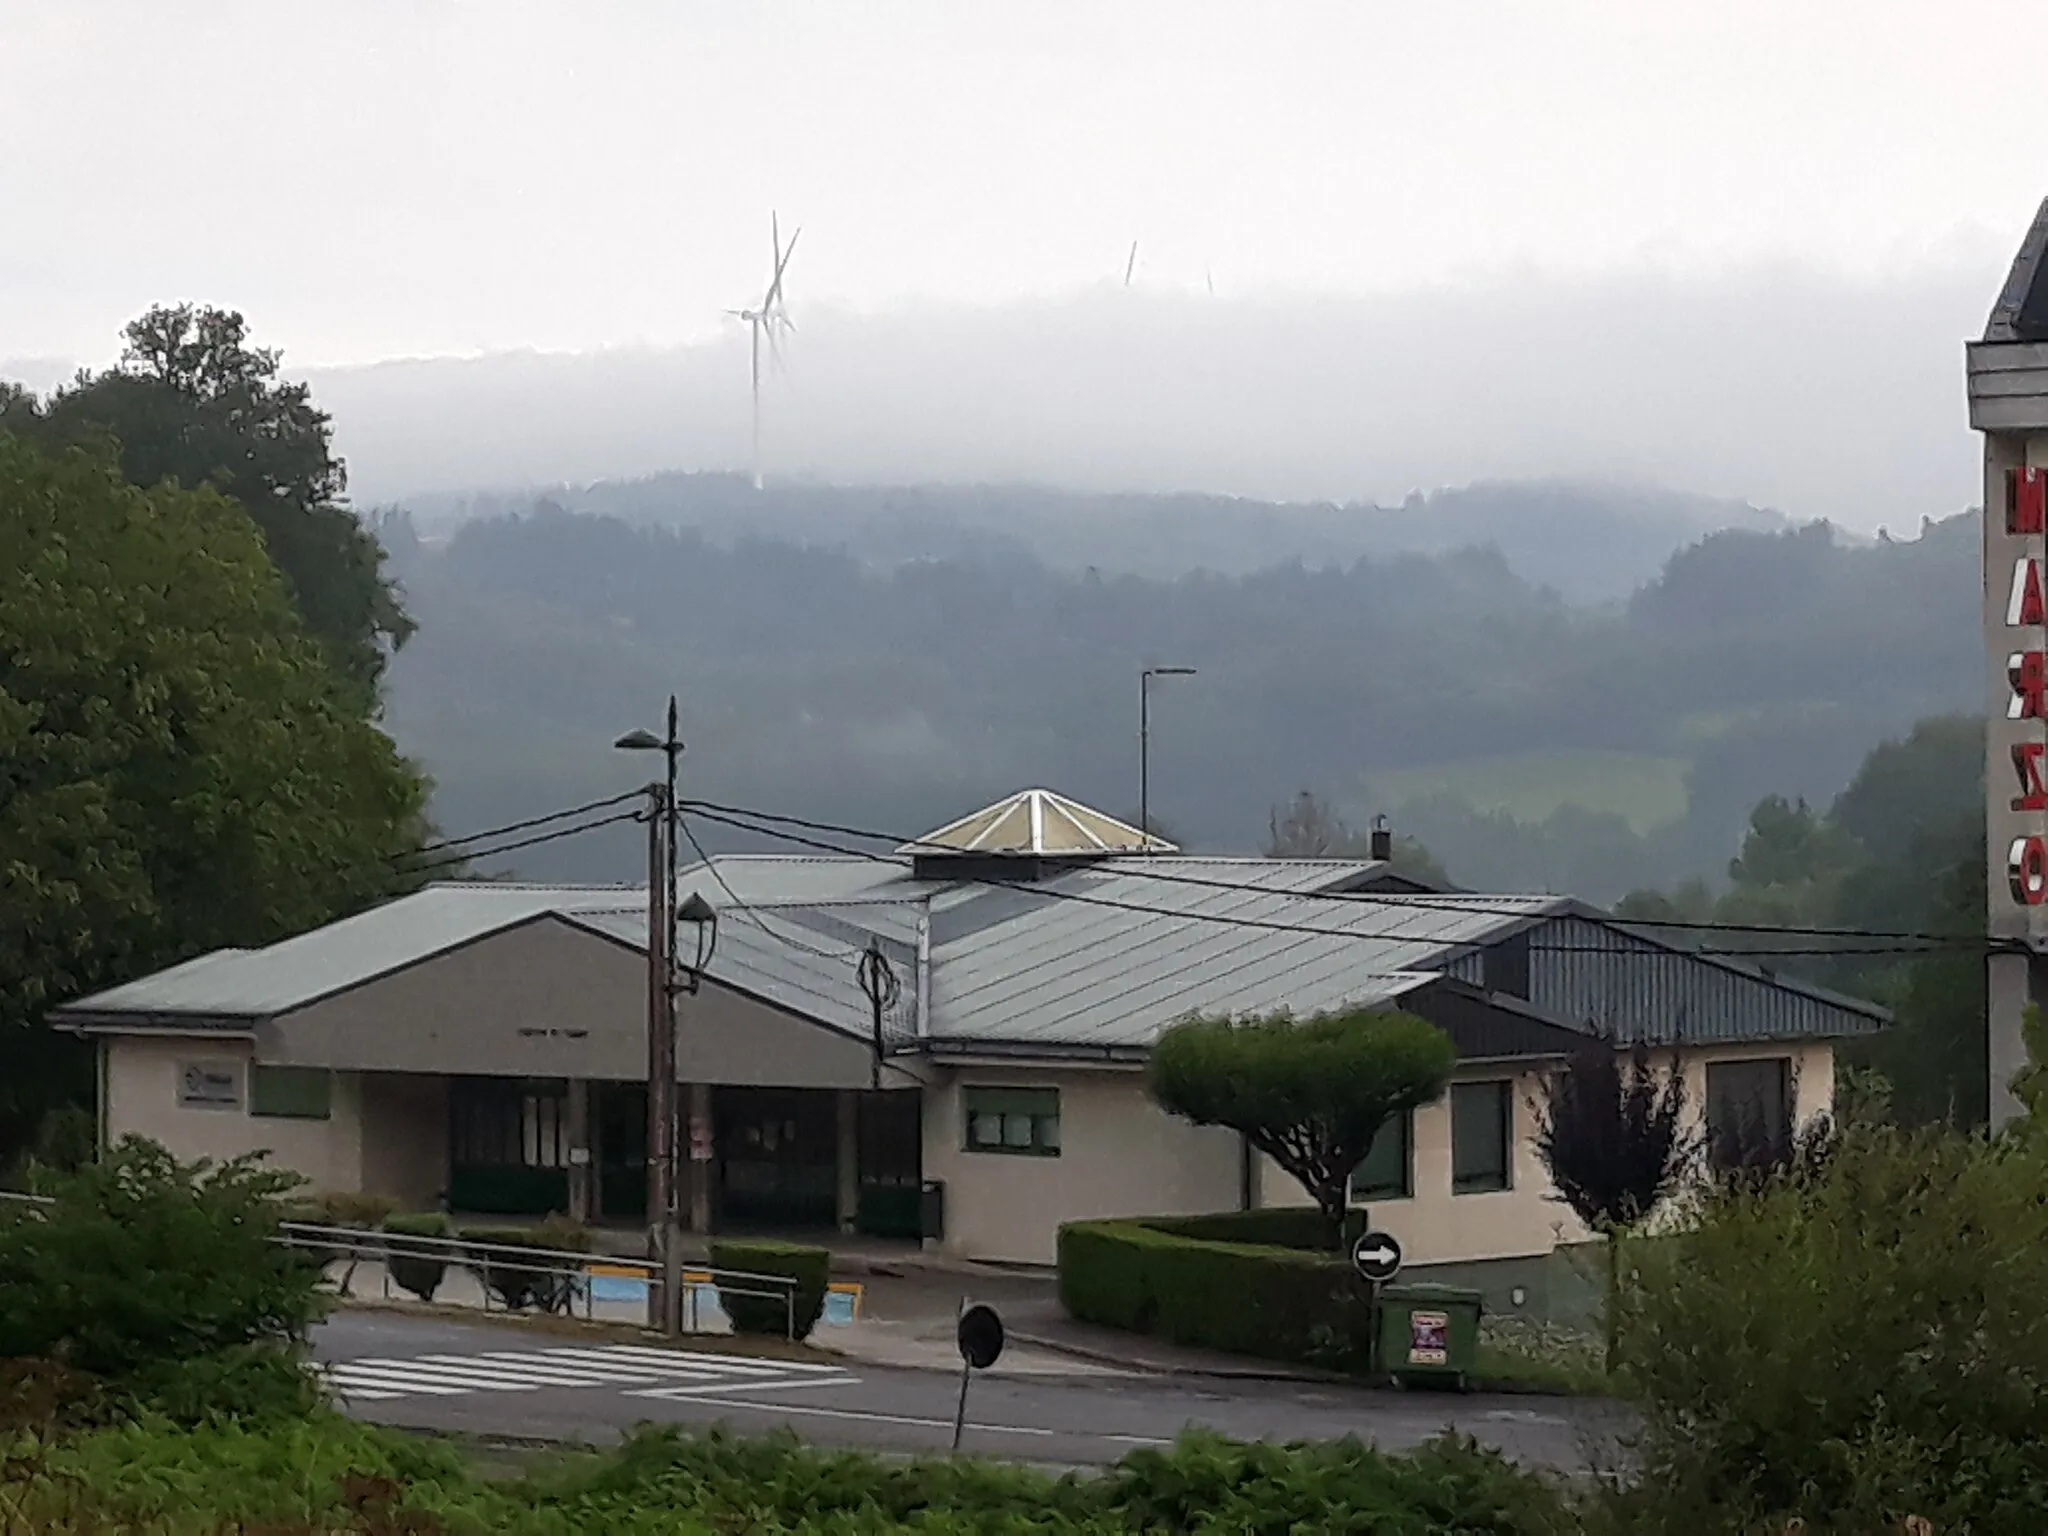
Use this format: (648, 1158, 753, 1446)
(957, 1302, 1005, 1370)
(1350, 1228, 1404, 1284)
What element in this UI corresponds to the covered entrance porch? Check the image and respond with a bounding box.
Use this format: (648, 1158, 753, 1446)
(445, 1076, 925, 1238)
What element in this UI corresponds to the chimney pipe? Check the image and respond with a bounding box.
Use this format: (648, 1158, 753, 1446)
(1369, 814, 1392, 862)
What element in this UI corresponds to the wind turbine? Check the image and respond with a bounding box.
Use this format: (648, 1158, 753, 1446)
(729, 212, 800, 491)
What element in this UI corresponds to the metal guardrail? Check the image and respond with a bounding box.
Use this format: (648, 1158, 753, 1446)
(0, 1191, 801, 1340)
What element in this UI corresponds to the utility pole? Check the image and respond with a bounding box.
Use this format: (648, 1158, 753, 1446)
(618, 697, 685, 1337)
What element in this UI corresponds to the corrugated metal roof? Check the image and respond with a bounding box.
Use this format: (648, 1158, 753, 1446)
(60, 884, 644, 1019)
(54, 849, 1887, 1054)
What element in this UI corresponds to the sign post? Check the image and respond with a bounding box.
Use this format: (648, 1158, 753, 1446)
(1969, 196, 2048, 1127)
(1350, 1227, 1403, 1375)
(952, 1300, 1005, 1452)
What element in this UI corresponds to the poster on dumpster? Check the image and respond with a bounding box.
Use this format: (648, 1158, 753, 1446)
(1408, 1310, 1450, 1367)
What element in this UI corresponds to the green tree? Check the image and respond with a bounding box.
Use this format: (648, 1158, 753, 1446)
(28, 304, 413, 699)
(0, 436, 432, 1160)
(1263, 790, 1449, 885)
(1149, 1007, 1457, 1247)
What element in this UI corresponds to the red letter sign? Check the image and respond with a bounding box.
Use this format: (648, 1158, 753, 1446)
(2012, 466, 2047, 536)
(2012, 559, 2048, 627)
(2013, 836, 2048, 904)
(2012, 651, 2048, 718)
(2016, 742, 2048, 812)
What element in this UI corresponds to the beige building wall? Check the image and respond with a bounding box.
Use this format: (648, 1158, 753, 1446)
(1254, 1042, 1837, 1265)
(921, 1064, 1241, 1265)
(104, 1037, 366, 1195)
(359, 1073, 449, 1208)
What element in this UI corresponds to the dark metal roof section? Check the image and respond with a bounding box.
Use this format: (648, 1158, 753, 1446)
(1984, 196, 2048, 343)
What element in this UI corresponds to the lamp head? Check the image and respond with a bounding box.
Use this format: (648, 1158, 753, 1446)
(614, 728, 663, 751)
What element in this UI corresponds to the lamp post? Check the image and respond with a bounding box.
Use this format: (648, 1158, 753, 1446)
(1139, 666, 1196, 854)
(615, 697, 685, 1335)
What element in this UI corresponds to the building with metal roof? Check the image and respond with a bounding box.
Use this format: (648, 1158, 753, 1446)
(55, 787, 1884, 1273)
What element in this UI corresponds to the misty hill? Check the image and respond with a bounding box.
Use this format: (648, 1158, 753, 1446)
(379, 497, 1978, 900)
(311, 266, 1985, 542)
(405, 475, 1783, 606)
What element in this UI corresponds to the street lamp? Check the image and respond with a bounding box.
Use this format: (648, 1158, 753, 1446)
(1139, 666, 1196, 855)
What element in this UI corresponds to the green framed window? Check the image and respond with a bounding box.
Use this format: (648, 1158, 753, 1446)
(1451, 1080, 1513, 1194)
(1350, 1109, 1413, 1201)
(964, 1087, 1060, 1157)
(250, 1066, 332, 1121)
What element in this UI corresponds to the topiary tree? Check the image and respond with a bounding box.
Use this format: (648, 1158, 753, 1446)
(1150, 1008, 1457, 1250)
(1534, 1029, 1692, 1371)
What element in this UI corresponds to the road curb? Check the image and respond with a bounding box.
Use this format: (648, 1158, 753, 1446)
(1005, 1329, 1339, 1384)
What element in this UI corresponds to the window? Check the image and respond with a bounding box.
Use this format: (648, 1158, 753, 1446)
(249, 1066, 330, 1120)
(964, 1087, 1060, 1157)
(1451, 1081, 1513, 1193)
(1350, 1110, 1413, 1201)
(1706, 1058, 1792, 1172)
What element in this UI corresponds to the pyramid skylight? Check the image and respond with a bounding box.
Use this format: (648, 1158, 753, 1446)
(902, 788, 1176, 857)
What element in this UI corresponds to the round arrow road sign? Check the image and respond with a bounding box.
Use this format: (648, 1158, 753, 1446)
(957, 1302, 1005, 1370)
(1351, 1228, 1404, 1284)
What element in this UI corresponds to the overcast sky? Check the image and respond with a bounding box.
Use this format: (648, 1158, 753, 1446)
(3, 1, 2041, 523)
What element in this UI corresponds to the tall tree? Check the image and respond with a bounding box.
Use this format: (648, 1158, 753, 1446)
(1533, 1030, 1692, 1371)
(29, 305, 412, 700)
(1263, 789, 1450, 885)
(0, 436, 432, 1163)
(1150, 1007, 1457, 1247)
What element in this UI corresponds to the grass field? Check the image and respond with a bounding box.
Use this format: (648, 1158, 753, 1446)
(1368, 749, 1689, 834)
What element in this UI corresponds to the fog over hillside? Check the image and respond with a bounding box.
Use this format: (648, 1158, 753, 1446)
(313, 261, 1986, 537)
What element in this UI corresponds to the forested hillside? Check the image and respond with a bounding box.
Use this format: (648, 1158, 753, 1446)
(379, 497, 1978, 898)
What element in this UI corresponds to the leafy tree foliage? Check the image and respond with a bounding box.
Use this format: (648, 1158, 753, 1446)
(1262, 789, 1449, 884)
(1533, 1031, 1691, 1370)
(0, 437, 431, 1158)
(1149, 1008, 1457, 1246)
(19, 304, 412, 699)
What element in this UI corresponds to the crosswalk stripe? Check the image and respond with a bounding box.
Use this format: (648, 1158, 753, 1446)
(555, 1344, 850, 1376)
(316, 1345, 859, 1402)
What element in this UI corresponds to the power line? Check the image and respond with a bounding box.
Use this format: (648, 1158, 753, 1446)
(395, 810, 644, 878)
(673, 809, 856, 963)
(678, 802, 1976, 961)
(416, 788, 647, 856)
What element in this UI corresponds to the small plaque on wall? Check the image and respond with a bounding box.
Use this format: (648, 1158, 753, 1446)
(178, 1062, 242, 1110)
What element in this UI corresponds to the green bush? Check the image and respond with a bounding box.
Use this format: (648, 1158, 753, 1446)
(0, 1139, 324, 1402)
(380, 1211, 452, 1303)
(6, 1417, 1579, 1532)
(1059, 1219, 1370, 1367)
(460, 1218, 591, 1312)
(1611, 1123, 2048, 1532)
(1144, 1207, 1359, 1251)
(709, 1239, 831, 1339)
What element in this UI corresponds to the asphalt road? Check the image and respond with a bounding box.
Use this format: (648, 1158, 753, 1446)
(312, 1311, 1621, 1471)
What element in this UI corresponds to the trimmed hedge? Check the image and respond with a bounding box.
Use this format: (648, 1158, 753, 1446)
(380, 1212, 452, 1303)
(709, 1240, 830, 1340)
(1143, 1207, 1364, 1252)
(1058, 1218, 1371, 1367)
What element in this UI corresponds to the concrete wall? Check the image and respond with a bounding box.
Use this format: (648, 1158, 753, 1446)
(921, 1064, 1241, 1265)
(263, 915, 880, 1089)
(104, 1037, 366, 1195)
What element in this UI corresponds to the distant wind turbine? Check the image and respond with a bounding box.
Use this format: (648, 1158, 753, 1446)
(728, 212, 800, 490)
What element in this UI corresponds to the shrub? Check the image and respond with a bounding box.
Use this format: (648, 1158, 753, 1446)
(381, 1212, 452, 1303)
(460, 1218, 590, 1313)
(1059, 1218, 1370, 1367)
(708, 1240, 830, 1339)
(1143, 1207, 1347, 1250)
(279, 1190, 402, 1285)
(1614, 1123, 2048, 1531)
(0, 1139, 324, 1395)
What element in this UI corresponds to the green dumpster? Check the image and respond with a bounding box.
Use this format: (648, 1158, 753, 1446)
(1376, 1283, 1483, 1388)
